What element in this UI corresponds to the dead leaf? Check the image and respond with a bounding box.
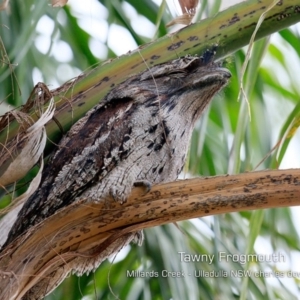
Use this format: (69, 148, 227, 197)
(51, 0, 68, 7)
(0, 98, 55, 187)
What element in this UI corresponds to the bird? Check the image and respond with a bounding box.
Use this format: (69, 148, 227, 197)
(3, 49, 230, 298)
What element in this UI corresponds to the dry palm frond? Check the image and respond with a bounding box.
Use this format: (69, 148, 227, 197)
(0, 95, 55, 246)
(167, 0, 199, 27)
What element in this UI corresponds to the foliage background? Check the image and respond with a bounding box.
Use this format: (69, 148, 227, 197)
(0, 0, 300, 299)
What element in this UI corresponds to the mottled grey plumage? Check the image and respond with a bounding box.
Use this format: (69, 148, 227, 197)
(4, 52, 230, 298)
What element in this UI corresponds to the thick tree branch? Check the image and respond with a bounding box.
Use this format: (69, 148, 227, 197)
(0, 169, 300, 299)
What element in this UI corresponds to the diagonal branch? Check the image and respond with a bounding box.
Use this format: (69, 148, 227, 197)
(0, 168, 300, 299)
